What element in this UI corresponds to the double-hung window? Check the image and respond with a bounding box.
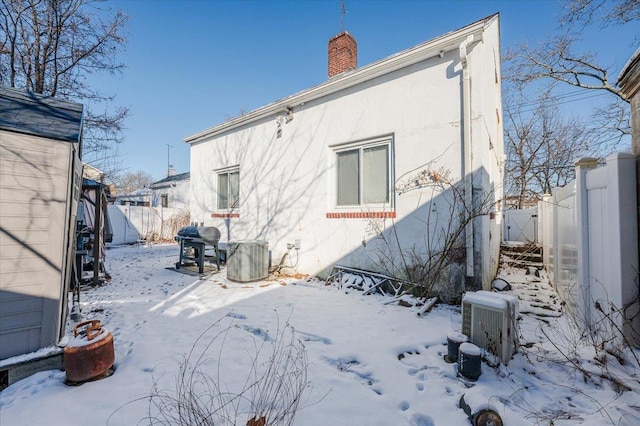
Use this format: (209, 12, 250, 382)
(334, 137, 392, 207)
(216, 167, 240, 210)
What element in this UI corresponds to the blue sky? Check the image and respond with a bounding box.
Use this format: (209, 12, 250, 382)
(92, 0, 637, 182)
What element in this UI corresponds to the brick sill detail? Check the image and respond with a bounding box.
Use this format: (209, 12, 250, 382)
(211, 213, 240, 218)
(326, 211, 396, 219)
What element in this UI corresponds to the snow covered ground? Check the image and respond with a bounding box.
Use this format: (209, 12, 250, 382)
(1, 243, 639, 425)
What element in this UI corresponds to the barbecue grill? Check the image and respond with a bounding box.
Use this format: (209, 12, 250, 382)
(174, 226, 221, 274)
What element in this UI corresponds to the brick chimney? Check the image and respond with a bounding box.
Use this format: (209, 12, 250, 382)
(328, 31, 357, 77)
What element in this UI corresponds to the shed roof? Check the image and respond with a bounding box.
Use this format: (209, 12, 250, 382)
(0, 85, 84, 143)
(618, 48, 640, 99)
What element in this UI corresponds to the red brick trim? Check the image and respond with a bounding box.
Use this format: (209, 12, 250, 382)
(211, 213, 240, 218)
(326, 211, 396, 219)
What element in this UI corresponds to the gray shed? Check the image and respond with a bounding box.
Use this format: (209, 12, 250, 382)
(0, 86, 83, 361)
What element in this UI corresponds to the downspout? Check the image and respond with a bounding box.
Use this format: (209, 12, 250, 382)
(459, 35, 474, 278)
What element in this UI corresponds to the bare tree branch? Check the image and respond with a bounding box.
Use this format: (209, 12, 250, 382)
(111, 170, 154, 195)
(561, 0, 640, 29)
(507, 34, 627, 100)
(501, 0, 635, 205)
(0, 0, 129, 176)
(502, 86, 600, 208)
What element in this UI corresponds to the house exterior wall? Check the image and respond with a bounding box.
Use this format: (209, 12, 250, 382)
(468, 18, 504, 288)
(189, 17, 502, 298)
(151, 179, 190, 209)
(0, 130, 79, 360)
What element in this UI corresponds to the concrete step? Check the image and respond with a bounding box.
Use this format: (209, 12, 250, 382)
(501, 251, 543, 261)
(502, 258, 544, 270)
(500, 242, 542, 255)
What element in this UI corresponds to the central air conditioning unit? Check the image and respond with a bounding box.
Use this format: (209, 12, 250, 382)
(462, 290, 519, 365)
(226, 240, 269, 283)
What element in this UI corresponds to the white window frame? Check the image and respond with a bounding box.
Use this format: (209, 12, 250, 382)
(215, 165, 240, 211)
(330, 135, 394, 209)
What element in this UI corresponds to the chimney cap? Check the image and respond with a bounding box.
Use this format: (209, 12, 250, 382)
(329, 30, 355, 42)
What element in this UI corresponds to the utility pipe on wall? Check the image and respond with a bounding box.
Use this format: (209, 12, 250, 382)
(459, 35, 474, 278)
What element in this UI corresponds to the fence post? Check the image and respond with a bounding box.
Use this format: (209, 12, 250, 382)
(552, 190, 559, 290)
(541, 194, 552, 281)
(575, 157, 598, 328)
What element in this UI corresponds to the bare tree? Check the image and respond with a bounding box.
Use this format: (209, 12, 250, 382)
(0, 0, 128, 175)
(362, 165, 496, 303)
(112, 170, 154, 195)
(503, 87, 595, 208)
(560, 0, 639, 29)
(504, 0, 638, 150)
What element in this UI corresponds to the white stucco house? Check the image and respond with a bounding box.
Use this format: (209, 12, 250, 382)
(185, 14, 504, 300)
(149, 170, 190, 209)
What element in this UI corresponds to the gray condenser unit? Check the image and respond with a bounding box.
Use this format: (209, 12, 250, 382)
(226, 240, 269, 282)
(462, 291, 519, 365)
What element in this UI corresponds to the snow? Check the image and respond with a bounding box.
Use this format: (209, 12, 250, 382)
(1, 243, 639, 425)
(462, 292, 508, 310)
(0, 346, 62, 369)
(459, 343, 482, 357)
(66, 327, 111, 348)
(447, 332, 468, 344)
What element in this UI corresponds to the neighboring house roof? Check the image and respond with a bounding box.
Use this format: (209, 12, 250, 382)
(113, 187, 152, 199)
(184, 13, 498, 144)
(0, 85, 83, 143)
(618, 47, 640, 99)
(150, 172, 190, 188)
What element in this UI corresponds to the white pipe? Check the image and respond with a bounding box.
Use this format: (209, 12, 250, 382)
(459, 35, 474, 278)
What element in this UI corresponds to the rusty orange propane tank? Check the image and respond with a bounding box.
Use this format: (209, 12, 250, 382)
(64, 320, 115, 383)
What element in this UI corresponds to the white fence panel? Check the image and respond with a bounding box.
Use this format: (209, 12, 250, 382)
(541, 153, 639, 345)
(553, 182, 578, 315)
(108, 205, 189, 245)
(584, 167, 608, 325)
(503, 208, 538, 242)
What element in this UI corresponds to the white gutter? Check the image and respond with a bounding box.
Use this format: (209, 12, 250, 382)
(460, 34, 474, 278)
(184, 15, 495, 144)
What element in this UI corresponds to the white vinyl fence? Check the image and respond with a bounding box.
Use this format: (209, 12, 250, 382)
(537, 153, 639, 345)
(107, 205, 190, 245)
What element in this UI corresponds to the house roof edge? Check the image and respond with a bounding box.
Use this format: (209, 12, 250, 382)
(150, 171, 190, 186)
(184, 14, 498, 144)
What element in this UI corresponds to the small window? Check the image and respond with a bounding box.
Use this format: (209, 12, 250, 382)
(161, 194, 168, 208)
(217, 168, 240, 210)
(335, 139, 391, 207)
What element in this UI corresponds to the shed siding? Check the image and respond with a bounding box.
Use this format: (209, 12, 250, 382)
(0, 131, 74, 359)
